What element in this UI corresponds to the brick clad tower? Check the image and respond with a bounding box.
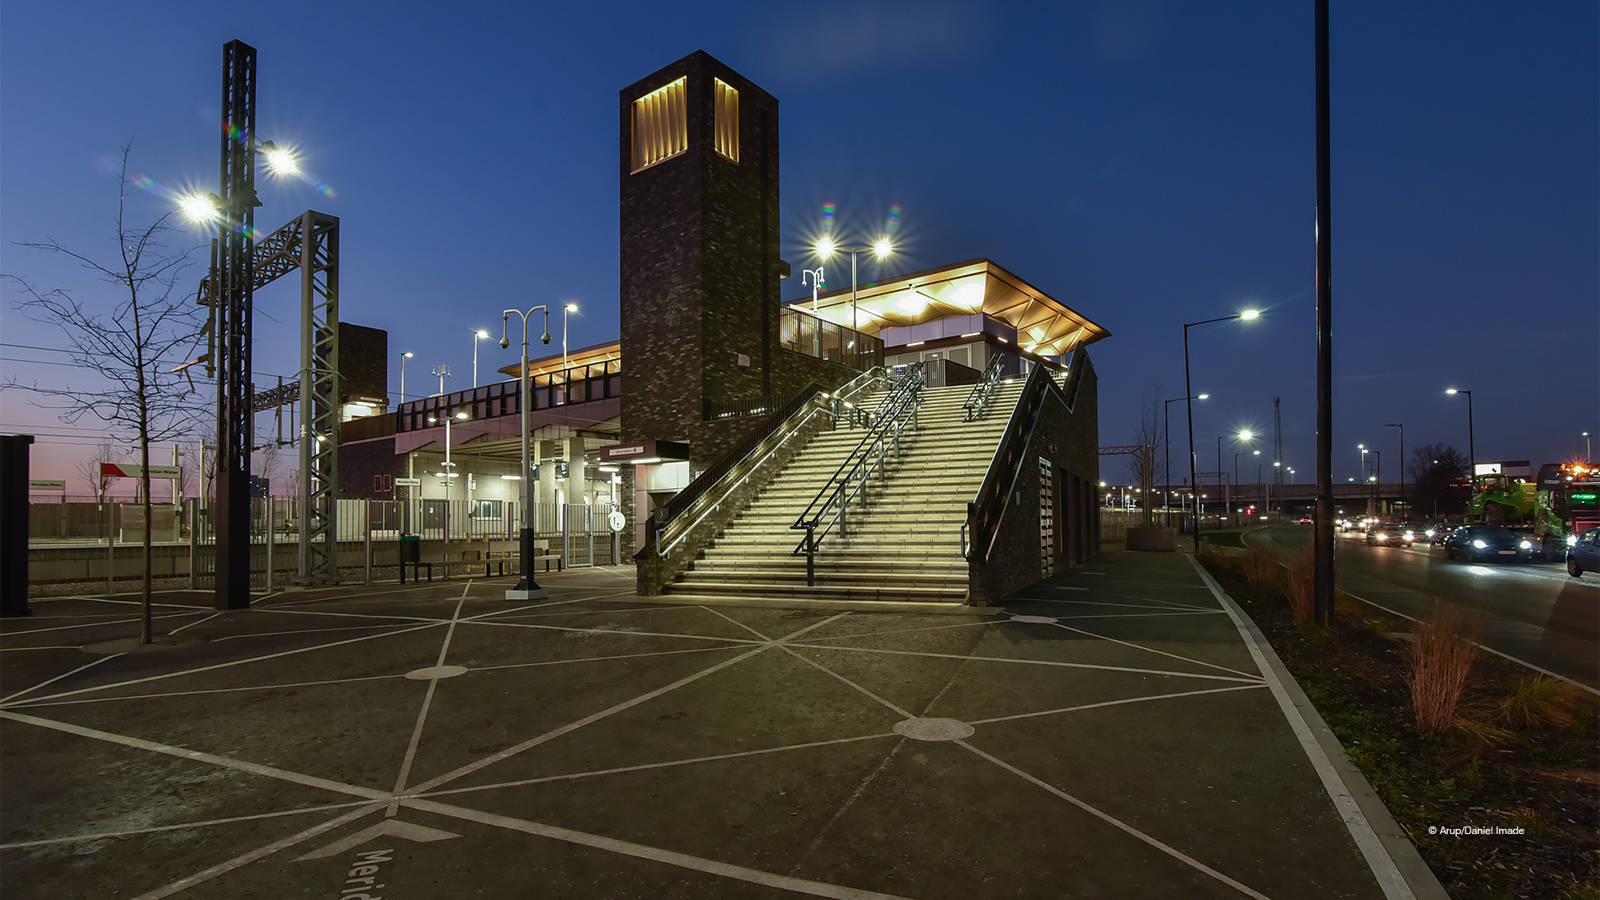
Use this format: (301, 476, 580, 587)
(618, 51, 781, 448)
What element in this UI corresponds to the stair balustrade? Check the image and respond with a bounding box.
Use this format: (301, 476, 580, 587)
(790, 362, 928, 584)
(961, 353, 1006, 421)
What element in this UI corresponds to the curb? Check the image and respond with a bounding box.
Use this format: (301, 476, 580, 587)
(1186, 555, 1450, 900)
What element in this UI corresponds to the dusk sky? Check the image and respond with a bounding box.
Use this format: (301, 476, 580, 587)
(3, 0, 1595, 493)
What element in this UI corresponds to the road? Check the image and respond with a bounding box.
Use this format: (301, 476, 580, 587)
(1245, 524, 1600, 692)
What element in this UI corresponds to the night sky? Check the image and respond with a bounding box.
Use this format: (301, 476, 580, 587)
(3, 1, 1595, 493)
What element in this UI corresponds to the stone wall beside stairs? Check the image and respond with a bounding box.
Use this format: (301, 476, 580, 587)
(969, 357, 1100, 604)
(636, 404, 835, 595)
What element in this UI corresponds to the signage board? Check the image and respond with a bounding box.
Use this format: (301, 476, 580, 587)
(29, 479, 66, 491)
(101, 463, 181, 479)
(608, 510, 626, 533)
(395, 477, 422, 487)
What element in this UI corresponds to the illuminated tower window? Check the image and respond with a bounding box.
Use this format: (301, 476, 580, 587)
(631, 76, 688, 172)
(713, 78, 739, 162)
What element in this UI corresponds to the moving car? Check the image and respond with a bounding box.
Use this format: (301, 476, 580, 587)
(1398, 522, 1432, 545)
(1440, 524, 1532, 562)
(1365, 522, 1407, 546)
(1567, 529, 1599, 577)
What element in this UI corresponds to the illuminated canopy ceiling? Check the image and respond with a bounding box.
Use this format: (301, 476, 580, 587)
(497, 340, 621, 378)
(789, 258, 1110, 358)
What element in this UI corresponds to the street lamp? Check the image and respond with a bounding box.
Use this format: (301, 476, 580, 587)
(813, 233, 894, 340)
(1163, 392, 1208, 524)
(1445, 388, 1475, 483)
(398, 351, 414, 407)
(428, 410, 470, 505)
(1583, 431, 1591, 461)
(1384, 422, 1404, 511)
(563, 302, 579, 371)
(1215, 429, 1253, 526)
(802, 266, 825, 312)
(1184, 310, 1261, 550)
(501, 305, 551, 601)
(471, 330, 489, 387)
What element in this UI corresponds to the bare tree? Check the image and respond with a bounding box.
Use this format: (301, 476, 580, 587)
(72, 441, 118, 503)
(5, 145, 203, 644)
(1127, 395, 1162, 526)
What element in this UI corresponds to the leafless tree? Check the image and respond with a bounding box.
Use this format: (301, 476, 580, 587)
(72, 441, 118, 504)
(1127, 395, 1162, 526)
(5, 144, 204, 643)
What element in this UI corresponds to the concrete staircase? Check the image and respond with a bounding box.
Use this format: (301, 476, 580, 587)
(665, 380, 1023, 603)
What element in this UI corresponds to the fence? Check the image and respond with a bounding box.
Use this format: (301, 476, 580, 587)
(25, 497, 625, 590)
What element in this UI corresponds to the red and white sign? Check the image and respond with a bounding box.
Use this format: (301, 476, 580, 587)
(101, 463, 181, 479)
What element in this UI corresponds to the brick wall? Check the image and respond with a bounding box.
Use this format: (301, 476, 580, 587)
(969, 355, 1100, 604)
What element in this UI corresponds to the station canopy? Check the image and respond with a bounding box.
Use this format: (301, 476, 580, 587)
(789, 258, 1109, 358)
(498, 339, 621, 378)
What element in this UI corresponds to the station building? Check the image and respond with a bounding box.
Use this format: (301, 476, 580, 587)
(339, 50, 1109, 603)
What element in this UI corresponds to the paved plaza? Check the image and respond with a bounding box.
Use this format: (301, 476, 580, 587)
(2, 554, 1407, 898)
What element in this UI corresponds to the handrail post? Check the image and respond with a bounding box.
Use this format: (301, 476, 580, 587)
(805, 525, 815, 586)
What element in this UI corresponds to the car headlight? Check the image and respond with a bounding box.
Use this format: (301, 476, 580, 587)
(1425, 529, 1435, 538)
(1519, 540, 1532, 550)
(1473, 540, 1486, 549)
(1568, 534, 1579, 546)
(1403, 532, 1414, 541)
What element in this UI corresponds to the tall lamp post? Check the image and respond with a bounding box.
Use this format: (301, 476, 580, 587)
(501, 305, 551, 601)
(1184, 309, 1259, 551)
(471, 331, 488, 388)
(1584, 431, 1591, 460)
(562, 303, 579, 371)
(399, 351, 414, 408)
(1384, 422, 1404, 512)
(1164, 392, 1208, 525)
(1215, 430, 1254, 526)
(814, 235, 894, 357)
(1445, 388, 1475, 485)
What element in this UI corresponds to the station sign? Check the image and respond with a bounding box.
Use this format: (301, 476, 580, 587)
(29, 479, 66, 491)
(101, 463, 181, 479)
(599, 439, 691, 465)
(395, 477, 422, 487)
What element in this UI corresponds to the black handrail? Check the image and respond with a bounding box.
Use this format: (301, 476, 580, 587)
(791, 364, 923, 531)
(964, 363, 1054, 561)
(658, 382, 821, 529)
(962, 353, 1005, 421)
(790, 364, 927, 575)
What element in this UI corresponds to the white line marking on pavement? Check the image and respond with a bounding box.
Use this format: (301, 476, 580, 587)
(0, 800, 376, 850)
(797, 618, 1006, 643)
(454, 589, 643, 623)
(418, 731, 898, 799)
(779, 612, 852, 642)
(1014, 596, 1214, 612)
(698, 606, 777, 641)
(406, 644, 772, 794)
(0, 654, 121, 705)
(472, 644, 747, 673)
(211, 622, 417, 642)
(1342, 589, 1599, 697)
(168, 612, 222, 635)
(0, 645, 83, 652)
(1045, 621, 1265, 680)
(2, 621, 443, 708)
(1189, 555, 1417, 900)
(402, 798, 911, 900)
(11, 672, 408, 709)
(491, 604, 700, 622)
(784, 642, 1264, 684)
(294, 816, 459, 860)
(781, 646, 914, 718)
(958, 740, 1272, 899)
(967, 683, 1269, 725)
(461, 579, 474, 598)
(0, 611, 205, 638)
(459, 617, 766, 646)
(389, 597, 467, 815)
(0, 711, 387, 800)
(1054, 610, 1228, 620)
(133, 804, 382, 900)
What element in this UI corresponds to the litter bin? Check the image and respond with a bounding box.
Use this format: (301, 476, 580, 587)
(399, 534, 421, 582)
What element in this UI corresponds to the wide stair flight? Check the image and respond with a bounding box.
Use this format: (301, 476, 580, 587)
(665, 373, 1023, 603)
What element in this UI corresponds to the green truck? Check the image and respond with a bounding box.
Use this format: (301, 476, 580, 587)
(1468, 463, 1600, 559)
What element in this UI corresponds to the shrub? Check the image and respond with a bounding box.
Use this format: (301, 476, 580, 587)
(1496, 675, 1585, 730)
(1285, 543, 1315, 625)
(1242, 544, 1279, 598)
(1408, 602, 1483, 733)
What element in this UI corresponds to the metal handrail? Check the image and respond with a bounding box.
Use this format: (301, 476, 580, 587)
(791, 363, 927, 583)
(962, 353, 1005, 421)
(962, 352, 1088, 561)
(652, 366, 890, 559)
